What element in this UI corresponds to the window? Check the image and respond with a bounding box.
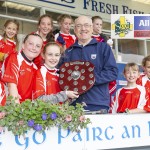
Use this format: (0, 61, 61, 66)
(117, 39, 145, 64)
(0, 1, 40, 20)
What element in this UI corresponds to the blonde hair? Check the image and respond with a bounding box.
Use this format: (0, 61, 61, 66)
(57, 14, 73, 24)
(123, 62, 139, 74)
(43, 42, 63, 55)
(3, 19, 19, 49)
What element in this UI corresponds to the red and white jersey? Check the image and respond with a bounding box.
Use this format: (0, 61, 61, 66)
(110, 85, 148, 113)
(0, 35, 16, 54)
(109, 80, 117, 95)
(136, 74, 150, 112)
(0, 35, 17, 68)
(33, 64, 61, 99)
(1, 51, 38, 103)
(92, 34, 104, 42)
(136, 74, 150, 91)
(0, 81, 6, 106)
(55, 32, 76, 48)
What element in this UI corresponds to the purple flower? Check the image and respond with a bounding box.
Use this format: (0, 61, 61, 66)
(42, 113, 47, 120)
(50, 112, 57, 120)
(27, 120, 34, 127)
(34, 124, 42, 131)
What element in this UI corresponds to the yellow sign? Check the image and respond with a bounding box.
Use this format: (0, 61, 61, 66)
(112, 16, 133, 37)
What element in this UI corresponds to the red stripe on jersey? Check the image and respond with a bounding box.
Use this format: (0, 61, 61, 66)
(0, 81, 6, 106)
(137, 74, 150, 112)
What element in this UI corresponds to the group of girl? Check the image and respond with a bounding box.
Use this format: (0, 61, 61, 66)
(0, 14, 116, 108)
(0, 14, 78, 106)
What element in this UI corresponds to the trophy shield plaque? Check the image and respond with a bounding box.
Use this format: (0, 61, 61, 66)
(59, 61, 95, 95)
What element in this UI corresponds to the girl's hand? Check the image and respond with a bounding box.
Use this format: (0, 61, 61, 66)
(14, 94, 21, 104)
(66, 91, 79, 99)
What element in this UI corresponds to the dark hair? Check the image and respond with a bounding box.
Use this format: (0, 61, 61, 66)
(23, 33, 43, 43)
(46, 32, 55, 42)
(100, 33, 108, 42)
(91, 16, 102, 23)
(38, 14, 53, 27)
(38, 14, 54, 42)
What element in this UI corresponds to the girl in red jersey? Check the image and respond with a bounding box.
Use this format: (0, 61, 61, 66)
(2, 33, 43, 104)
(33, 14, 54, 68)
(136, 55, 150, 112)
(0, 19, 19, 68)
(54, 14, 76, 50)
(111, 63, 148, 114)
(91, 16, 108, 42)
(33, 42, 79, 104)
(92, 16, 114, 49)
(0, 19, 19, 105)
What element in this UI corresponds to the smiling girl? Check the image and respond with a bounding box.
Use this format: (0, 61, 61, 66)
(0, 19, 19, 106)
(0, 19, 19, 67)
(33, 42, 79, 103)
(33, 14, 54, 68)
(111, 63, 148, 114)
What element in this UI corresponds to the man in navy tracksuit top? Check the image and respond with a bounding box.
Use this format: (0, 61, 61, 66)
(60, 16, 118, 112)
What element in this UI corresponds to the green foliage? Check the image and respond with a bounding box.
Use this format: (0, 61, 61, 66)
(0, 97, 91, 136)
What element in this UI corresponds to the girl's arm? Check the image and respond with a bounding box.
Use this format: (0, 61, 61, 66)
(8, 83, 20, 104)
(37, 91, 79, 104)
(126, 108, 147, 114)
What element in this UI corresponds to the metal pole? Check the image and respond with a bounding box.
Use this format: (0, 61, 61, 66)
(114, 38, 119, 62)
(144, 39, 147, 56)
(0, 14, 38, 23)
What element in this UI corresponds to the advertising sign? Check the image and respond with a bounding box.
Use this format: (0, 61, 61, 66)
(1, 114, 150, 150)
(111, 14, 150, 39)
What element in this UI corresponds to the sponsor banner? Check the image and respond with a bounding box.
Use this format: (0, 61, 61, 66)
(1, 114, 150, 150)
(9, 0, 150, 21)
(134, 16, 150, 30)
(111, 14, 150, 39)
(134, 31, 150, 38)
